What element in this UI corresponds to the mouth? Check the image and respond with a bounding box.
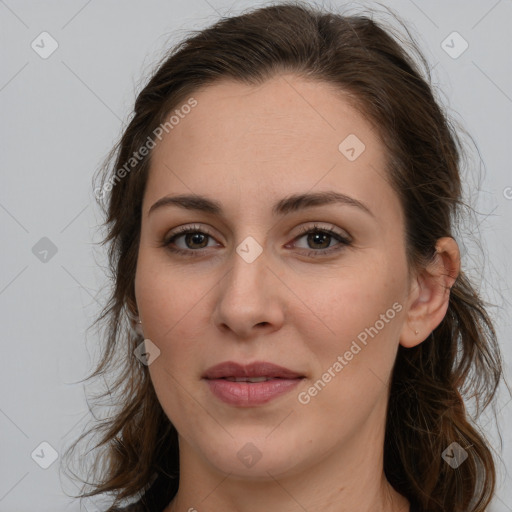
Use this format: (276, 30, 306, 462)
(221, 376, 279, 382)
(202, 361, 305, 407)
(202, 360, 305, 380)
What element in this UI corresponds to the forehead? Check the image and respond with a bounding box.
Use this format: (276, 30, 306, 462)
(144, 74, 398, 222)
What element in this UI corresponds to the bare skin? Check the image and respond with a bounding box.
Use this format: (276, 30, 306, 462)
(134, 74, 460, 512)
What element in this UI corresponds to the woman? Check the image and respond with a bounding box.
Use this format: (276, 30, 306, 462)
(65, 3, 504, 511)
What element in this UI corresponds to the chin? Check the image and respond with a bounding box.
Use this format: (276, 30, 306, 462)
(198, 435, 308, 480)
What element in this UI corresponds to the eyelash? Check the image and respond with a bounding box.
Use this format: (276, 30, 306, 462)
(161, 223, 352, 258)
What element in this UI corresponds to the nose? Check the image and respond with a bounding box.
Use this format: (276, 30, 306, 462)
(211, 245, 285, 339)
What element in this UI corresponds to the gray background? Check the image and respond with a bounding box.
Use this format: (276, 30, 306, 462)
(1, 0, 511, 510)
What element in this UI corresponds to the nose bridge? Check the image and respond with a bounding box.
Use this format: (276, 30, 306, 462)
(224, 223, 270, 292)
(223, 238, 269, 306)
(213, 236, 284, 336)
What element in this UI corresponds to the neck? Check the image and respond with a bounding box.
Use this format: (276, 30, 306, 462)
(164, 419, 410, 512)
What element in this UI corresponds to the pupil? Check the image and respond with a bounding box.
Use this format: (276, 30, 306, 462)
(308, 232, 329, 249)
(186, 233, 208, 249)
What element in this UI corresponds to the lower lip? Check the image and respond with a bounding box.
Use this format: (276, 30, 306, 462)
(205, 378, 302, 406)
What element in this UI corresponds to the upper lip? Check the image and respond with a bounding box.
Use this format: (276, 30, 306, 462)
(202, 361, 304, 379)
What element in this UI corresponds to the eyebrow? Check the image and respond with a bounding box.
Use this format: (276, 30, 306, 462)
(148, 191, 374, 218)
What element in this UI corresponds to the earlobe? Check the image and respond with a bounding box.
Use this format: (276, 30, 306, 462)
(399, 237, 460, 348)
(135, 318, 144, 337)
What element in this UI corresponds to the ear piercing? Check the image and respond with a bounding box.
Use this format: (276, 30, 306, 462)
(135, 317, 143, 336)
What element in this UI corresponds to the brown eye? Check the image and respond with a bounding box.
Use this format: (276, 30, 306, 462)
(162, 225, 219, 257)
(305, 231, 332, 249)
(181, 232, 209, 249)
(291, 224, 352, 257)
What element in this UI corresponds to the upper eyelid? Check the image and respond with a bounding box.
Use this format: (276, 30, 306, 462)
(166, 223, 348, 239)
(295, 223, 351, 240)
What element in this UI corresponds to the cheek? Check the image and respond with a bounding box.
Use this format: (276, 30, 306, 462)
(293, 280, 404, 434)
(290, 257, 407, 392)
(135, 259, 211, 427)
(135, 250, 210, 342)
(294, 258, 405, 340)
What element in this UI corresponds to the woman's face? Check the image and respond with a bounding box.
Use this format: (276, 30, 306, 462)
(135, 74, 414, 479)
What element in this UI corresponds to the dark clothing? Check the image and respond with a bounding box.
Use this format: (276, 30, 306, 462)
(410, 501, 423, 512)
(112, 474, 177, 512)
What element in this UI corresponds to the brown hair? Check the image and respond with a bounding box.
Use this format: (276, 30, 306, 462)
(64, 2, 505, 511)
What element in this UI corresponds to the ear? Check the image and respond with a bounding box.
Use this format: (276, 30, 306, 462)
(399, 237, 460, 348)
(126, 295, 143, 336)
